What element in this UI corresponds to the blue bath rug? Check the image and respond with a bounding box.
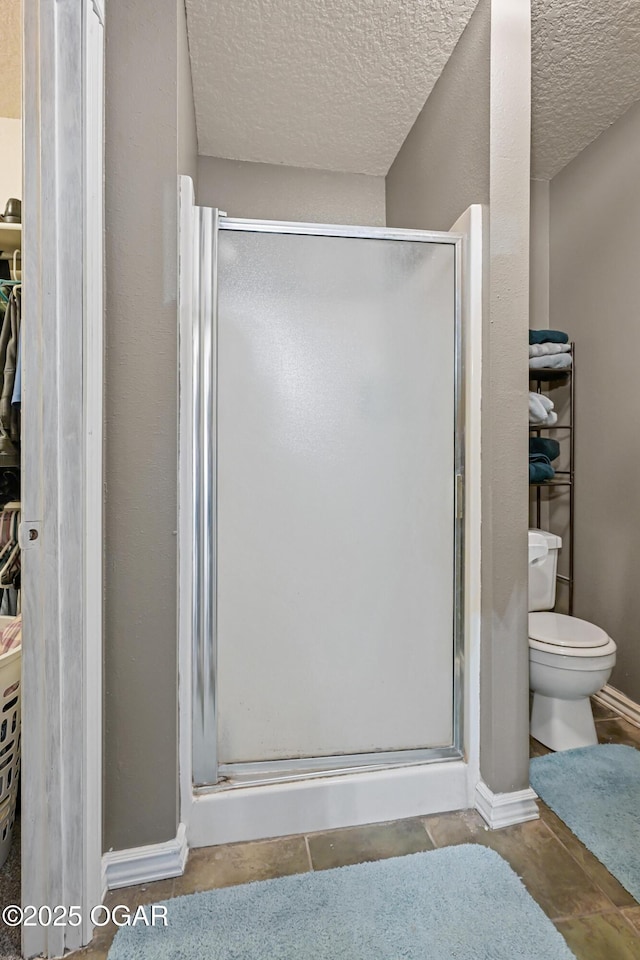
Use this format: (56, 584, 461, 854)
(531, 743, 640, 900)
(108, 844, 574, 959)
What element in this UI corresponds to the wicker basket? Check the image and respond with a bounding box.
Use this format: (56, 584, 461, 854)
(0, 623, 21, 869)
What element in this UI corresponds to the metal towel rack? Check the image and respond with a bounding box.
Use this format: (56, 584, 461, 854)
(529, 343, 575, 615)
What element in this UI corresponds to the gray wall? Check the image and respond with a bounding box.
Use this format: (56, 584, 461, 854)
(197, 156, 385, 225)
(178, 0, 198, 184)
(530, 179, 550, 332)
(550, 99, 640, 703)
(104, 0, 197, 851)
(386, 0, 532, 794)
(385, 0, 489, 231)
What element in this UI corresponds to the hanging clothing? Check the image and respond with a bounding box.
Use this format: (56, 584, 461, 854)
(0, 587, 18, 617)
(0, 286, 20, 441)
(11, 328, 20, 406)
(0, 507, 20, 593)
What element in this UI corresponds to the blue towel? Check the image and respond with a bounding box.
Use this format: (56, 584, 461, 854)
(529, 459, 555, 483)
(529, 438, 560, 462)
(530, 463, 555, 483)
(529, 329, 569, 345)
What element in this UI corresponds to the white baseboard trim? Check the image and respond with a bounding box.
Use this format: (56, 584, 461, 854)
(594, 684, 640, 728)
(102, 823, 188, 891)
(475, 780, 539, 830)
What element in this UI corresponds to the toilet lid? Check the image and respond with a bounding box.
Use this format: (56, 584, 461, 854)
(528, 612, 610, 649)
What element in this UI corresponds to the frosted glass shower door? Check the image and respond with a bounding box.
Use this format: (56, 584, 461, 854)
(215, 225, 459, 767)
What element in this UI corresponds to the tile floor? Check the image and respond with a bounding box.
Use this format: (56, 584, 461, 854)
(72, 701, 640, 960)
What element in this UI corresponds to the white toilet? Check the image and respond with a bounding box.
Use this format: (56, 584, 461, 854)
(528, 529, 616, 751)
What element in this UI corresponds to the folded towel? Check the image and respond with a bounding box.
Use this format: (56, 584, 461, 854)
(530, 460, 555, 483)
(530, 437, 560, 462)
(529, 353, 572, 370)
(529, 394, 558, 427)
(529, 329, 569, 345)
(529, 343, 572, 358)
(529, 391, 554, 422)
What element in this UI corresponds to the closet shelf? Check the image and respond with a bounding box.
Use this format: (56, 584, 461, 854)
(530, 341, 575, 612)
(530, 478, 573, 487)
(529, 367, 572, 383)
(0, 223, 21, 255)
(529, 424, 572, 431)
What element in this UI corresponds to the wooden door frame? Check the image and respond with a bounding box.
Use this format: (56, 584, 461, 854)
(21, 0, 104, 955)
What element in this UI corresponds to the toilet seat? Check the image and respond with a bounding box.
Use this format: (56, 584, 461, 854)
(529, 612, 616, 659)
(529, 612, 608, 648)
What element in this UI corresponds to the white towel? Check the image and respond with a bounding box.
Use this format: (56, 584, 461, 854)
(529, 392, 557, 425)
(529, 353, 572, 370)
(529, 343, 571, 357)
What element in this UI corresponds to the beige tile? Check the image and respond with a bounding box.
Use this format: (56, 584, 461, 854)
(538, 801, 637, 909)
(481, 819, 617, 920)
(66, 945, 109, 960)
(530, 736, 553, 758)
(173, 836, 310, 896)
(427, 812, 616, 921)
(423, 808, 489, 847)
(105, 877, 176, 910)
(424, 801, 635, 928)
(621, 906, 640, 934)
(591, 698, 621, 721)
(307, 817, 433, 871)
(555, 911, 640, 960)
(596, 718, 640, 749)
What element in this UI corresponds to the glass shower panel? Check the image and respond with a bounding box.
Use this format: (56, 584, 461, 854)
(216, 230, 456, 764)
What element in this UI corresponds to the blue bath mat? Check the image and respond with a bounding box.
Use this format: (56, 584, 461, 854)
(531, 743, 640, 900)
(108, 844, 574, 959)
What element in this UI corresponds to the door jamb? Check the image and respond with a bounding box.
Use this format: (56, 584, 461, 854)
(22, 0, 105, 955)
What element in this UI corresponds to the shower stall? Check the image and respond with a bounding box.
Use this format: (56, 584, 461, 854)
(178, 178, 482, 847)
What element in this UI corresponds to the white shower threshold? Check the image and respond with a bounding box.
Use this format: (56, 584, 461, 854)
(186, 757, 475, 848)
(207, 746, 462, 791)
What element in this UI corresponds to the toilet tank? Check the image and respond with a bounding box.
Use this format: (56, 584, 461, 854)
(528, 529, 562, 611)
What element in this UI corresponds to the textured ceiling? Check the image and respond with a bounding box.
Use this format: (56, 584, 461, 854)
(186, 0, 479, 176)
(532, 0, 640, 179)
(0, 0, 21, 119)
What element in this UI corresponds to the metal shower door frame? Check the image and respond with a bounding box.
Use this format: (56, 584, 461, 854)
(181, 196, 465, 790)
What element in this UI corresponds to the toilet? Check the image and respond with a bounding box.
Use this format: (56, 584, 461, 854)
(528, 529, 616, 751)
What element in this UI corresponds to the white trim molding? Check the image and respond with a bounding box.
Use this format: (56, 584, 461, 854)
(475, 780, 539, 830)
(450, 204, 483, 796)
(103, 825, 189, 892)
(178, 176, 196, 831)
(594, 685, 640, 729)
(91, 0, 105, 25)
